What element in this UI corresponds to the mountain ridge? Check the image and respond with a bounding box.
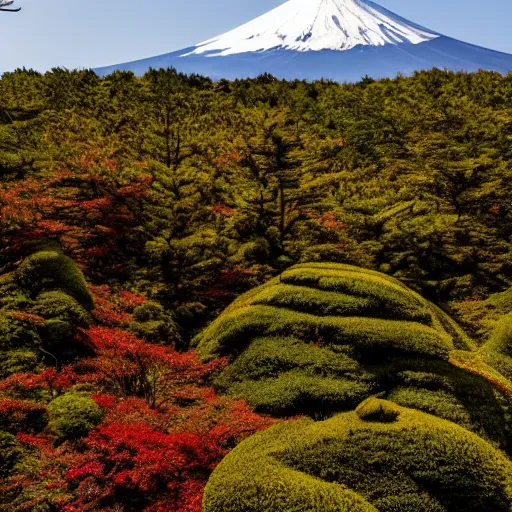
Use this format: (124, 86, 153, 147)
(95, 0, 512, 81)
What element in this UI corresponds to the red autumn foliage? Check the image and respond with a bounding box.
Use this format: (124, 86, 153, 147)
(0, 398, 48, 434)
(64, 396, 274, 512)
(64, 422, 220, 511)
(210, 203, 236, 217)
(0, 367, 86, 399)
(10, 311, 46, 324)
(307, 210, 346, 231)
(0, 152, 151, 277)
(119, 290, 147, 309)
(81, 327, 226, 408)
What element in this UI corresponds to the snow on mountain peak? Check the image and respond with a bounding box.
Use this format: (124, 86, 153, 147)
(184, 0, 439, 57)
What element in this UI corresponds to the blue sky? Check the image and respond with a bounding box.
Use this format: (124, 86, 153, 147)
(1, 0, 511, 73)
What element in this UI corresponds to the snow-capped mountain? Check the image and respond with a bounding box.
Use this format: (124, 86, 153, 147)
(185, 0, 439, 55)
(96, 0, 512, 82)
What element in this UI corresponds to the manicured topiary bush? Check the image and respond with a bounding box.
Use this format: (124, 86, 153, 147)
(195, 263, 472, 360)
(14, 251, 94, 310)
(0, 430, 24, 478)
(30, 291, 90, 354)
(486, 311, 512, 357)
(0, 310, 41, 352)
(203, 401, 512, 512)
(355, 396, 399, 422)
(31, 291, 89, 328)
(47, 392, 103, 442)
(194, 264, 486, 420)
(0, 310, 42, 378)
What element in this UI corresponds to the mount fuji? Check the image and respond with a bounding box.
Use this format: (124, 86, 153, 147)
(96, 0, 512, 82)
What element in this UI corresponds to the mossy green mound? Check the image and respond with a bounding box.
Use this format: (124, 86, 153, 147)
(193, 264, 508, 433)
(0, 310, 42, 378)
(203, 401, 512, 512)
(196, 263, 472, 360)
(48, 392, 103, 442)
(31, 291, 90, 357)
(483, 311, 512, 381)
(14, 251, 94, 311)
(454, 285, 512, 342)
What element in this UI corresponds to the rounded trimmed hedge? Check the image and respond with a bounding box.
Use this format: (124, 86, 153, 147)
(483, 311, 512, 381)
(48, 392, 103, 441)
(193, 264, 504, 428)
(203, 400, 512, 512)
(31, 291, 90, 351)
(14, 251, 94, 311)
(195, 263, 472, 361)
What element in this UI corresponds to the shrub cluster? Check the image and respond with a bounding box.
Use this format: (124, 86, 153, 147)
(203, 401, 512, 512)
(14, 251, 94, 311)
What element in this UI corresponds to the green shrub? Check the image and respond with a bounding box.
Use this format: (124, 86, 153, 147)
(226, 371, 373, 418)
(195, 263, 471, 360)
(197, 305, 453, 361)
(216, 337, 374, 417)
(0, 349, 40, 379)
(482, 312, 512, 381)
(47, 392, 103, 441)
(14, 251, 94, 310)
(193, 263, 488, 421)
(130, 301, 179, 343)
(0, 310, 41, 352)
(453, 285, 512, 343)
(381, 357, 512, 450)
(133, 301, 165, 322)
(0, 430, 24, 478)
(356, 396, 399, 422)
(31, 291, 89, 349)
(203, 402, 512, 512)
(485, 311, 512, 357)
(31, 291, 89, 327)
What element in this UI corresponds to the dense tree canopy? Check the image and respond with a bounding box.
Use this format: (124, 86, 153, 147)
(1, 66, 512, 511)
(1, 67, 511, 340)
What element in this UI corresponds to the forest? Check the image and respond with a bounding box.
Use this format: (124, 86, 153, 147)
(0, 66, 512, 511)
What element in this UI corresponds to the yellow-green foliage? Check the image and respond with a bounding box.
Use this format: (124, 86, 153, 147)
(355, 396, 400, 422)
(203, 401, 512, 512)
(196, 263, 472, 360)
(454, 286, 512, 342)
(486, 311, 512, 356)
(0, 311, 42, 378)
(194, 264, 485, 420)
(0, 310, 40, 351)
(48, 392, 103, 442)
(483, 312, 512, 380)
(14, 251, 94, 311)
(130, 301, 179, 343)
(0, 430, 24, 478)
(0, 350, 40, 379)
(31, 290, 90, 349)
